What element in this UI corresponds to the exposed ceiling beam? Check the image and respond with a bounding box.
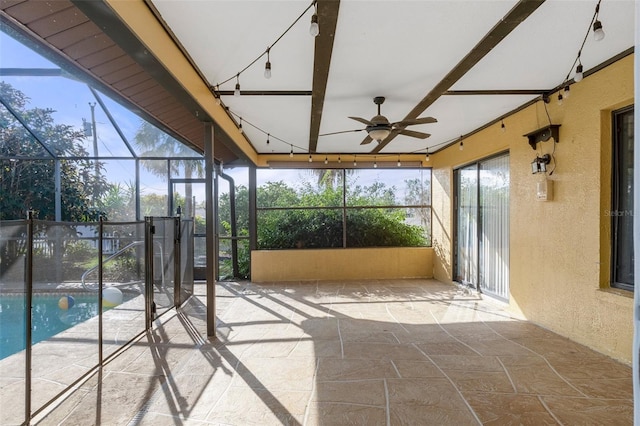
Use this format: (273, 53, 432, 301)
(217, 90, 312, 97)
(370, 0, 546, 154)
(443, 89, 547, 96)
(308, 0, 340, 153)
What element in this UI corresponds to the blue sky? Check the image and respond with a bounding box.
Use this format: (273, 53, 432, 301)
(1, 29, 430, 205)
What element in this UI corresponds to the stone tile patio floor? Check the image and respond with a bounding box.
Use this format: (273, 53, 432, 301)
(35, 279, 632, 425)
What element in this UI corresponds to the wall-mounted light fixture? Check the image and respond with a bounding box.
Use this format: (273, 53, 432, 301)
(531, 154, 551, 174)
(524, 124, 560, 150)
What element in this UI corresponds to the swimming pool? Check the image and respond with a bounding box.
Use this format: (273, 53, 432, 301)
(0, 292, 127, 360)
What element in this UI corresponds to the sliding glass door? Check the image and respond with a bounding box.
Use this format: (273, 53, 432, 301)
(455, 153, 510, 300)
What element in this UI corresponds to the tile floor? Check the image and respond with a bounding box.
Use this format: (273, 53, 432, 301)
(34, 279, 632, 425)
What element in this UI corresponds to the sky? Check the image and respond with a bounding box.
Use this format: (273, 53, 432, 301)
(1, 28, 430, 205)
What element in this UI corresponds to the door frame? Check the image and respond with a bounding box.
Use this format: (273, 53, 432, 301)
(170, 178, 207, 280)
(453, 151, 510, 300)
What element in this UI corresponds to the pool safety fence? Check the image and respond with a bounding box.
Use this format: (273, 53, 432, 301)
(0, 214, 194, 425)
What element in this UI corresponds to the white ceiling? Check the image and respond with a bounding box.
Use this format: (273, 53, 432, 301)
(150, 0, 635, 157)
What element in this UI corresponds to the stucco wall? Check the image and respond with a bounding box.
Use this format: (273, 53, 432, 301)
(252, 247, 433, 282)
(431, 54, 634, 363)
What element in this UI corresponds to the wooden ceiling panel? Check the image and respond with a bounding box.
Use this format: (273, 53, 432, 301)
(132, 88, 171, 108)
(167, 109, 198, 127)
(47, 20, 101, 50)
(112, 71, 151, 92)
(28, 6, 87, 38)
(152, 101, 186, 118)
(131, 87, 171, 109)
(76, 45, 124, 69)
(63, 32, 113, 58)
(124, 78, 159, 97)
(90, 54, 136, 77)
(4, 0, 71, 24)
(101, 62, 145, 85)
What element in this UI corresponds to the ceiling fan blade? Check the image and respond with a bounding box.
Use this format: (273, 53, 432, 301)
(398, 129, 431, 139)
(360, 135, 374, 145)
(318, 129, 364, 137)
(393, 116, 438, 127)
(349, 116, 374, 126)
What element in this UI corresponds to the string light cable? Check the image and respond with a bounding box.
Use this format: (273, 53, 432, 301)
(559, 0, 604, 95)
(212, 0, 317, 95)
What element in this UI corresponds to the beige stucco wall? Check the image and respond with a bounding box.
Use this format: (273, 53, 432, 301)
(431, 54, 634, 363)
(252, 247, 433, 282)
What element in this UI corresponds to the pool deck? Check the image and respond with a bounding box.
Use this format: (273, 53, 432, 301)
(1, 279, 634, 425)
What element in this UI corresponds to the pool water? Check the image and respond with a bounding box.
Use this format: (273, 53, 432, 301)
(1, 293, 106, 360)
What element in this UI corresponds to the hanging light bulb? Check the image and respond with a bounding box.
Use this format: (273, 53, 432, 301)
(338, 155, 341, 164)
(426, 152, 430, 162)
(574, 64, 583, 83)
(290, 145, 294, 158)
(309, 154, 313, 163)
(563, 85, 570, 99)
(324, 156, 328, 165)
(459, 140, 464, 151)
(234, 74, 241, 96)
(238, 117, 243, 133)
(264, 48, 272, 79)
(397, 156, 401, 167)
(593, 20, 605, 41)
(266, 134, 270, 145)
(557, 92, 564, 106)
(500, 120, 506, 132)
(353, 155, 357, 167)
(309, 3, 319, 37)
(374, 158, 378, 168)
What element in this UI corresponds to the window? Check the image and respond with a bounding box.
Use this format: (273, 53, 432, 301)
(255, 168, 431, 249)
(612, 106, 634, 290)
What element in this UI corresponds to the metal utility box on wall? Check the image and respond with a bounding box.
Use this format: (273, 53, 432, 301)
(536, 177, 553, 201)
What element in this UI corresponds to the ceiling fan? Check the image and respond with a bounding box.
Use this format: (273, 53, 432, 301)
(319, 96, 437, 144)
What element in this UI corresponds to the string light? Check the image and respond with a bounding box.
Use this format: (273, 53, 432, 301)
(238, 117, 243, 133)
(338, 155, 341, 164)
(310, 2, 319, 37)
(234, 74, 241, 97)
(308, 154, 313, 163)
(459, 140, 464, 151)
(214, 1, 315, 96)
(426, 151, 430, 162)
(290, 145, 294, 157)
(374, 157, 378, 168)
(266, 133, 270, 145)
(215, 85, 222, 105)
(397, 156, 401, 167)
(264, 48, 272, 79)
(574, 63, 583, 82)
(593, 3, 605, 41)
(500, 120, 506, 132)
(593, 20, 605, 41)
(556, 0, 603, 101)
(353, 155, 357, 167)
(324, 155, 328, 164)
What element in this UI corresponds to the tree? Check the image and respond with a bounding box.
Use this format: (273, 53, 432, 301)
(0, 82, 109, 277)
(134, 122, 203, 218)
(0, 82, 108, 221)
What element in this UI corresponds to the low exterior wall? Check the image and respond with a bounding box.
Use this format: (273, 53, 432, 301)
(251, 247, 433, 282)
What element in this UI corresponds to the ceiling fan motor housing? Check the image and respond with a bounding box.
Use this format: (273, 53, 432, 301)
(367, 114, 392, 142)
